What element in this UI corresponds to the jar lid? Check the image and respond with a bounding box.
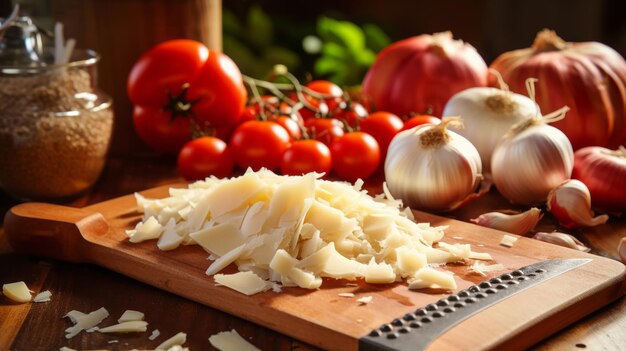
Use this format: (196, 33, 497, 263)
(0, 5, 45, 67)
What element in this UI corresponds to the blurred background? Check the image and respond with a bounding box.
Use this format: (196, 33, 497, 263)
(6, 0, 626, 154)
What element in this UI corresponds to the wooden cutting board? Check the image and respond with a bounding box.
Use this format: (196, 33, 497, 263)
(4, 184, 625, 351)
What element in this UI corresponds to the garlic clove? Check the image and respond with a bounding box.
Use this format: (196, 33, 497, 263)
(533, 231, 590, 252)
(470, 207, 543, 235)
(547, 179, 609, 229)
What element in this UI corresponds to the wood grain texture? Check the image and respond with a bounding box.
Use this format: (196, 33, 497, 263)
(1, 156, 625, 350)
(3, 184, 625, 351)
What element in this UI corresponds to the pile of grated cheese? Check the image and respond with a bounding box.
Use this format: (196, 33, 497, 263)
(127, 169, 491, 294)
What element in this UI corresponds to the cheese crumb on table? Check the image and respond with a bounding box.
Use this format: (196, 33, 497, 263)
(209, 329, 260, 351)
(2, 281, 32, 303)
(337, 293, 355, 298)
(118, 309, 145, 323)
(149, 329, 161, 341)
(64, 307, 109, 339)
(33, 290, 52, 303)
(97, 320, 148, 333)
(155, 331, 187, 350)
(357, 296, 373, 305)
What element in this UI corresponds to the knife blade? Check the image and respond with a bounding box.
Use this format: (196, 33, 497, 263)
(358, 258, 592, 351)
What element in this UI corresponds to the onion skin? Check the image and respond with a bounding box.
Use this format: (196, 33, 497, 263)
(572, 146, 626, 213)
(363, 31, 488, 117)
(489, 29, 626, 149)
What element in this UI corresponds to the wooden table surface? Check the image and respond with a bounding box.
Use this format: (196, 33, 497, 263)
(1, 155, 625, 351)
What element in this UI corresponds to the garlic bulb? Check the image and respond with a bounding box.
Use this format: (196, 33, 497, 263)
(547, 179, 609, 229)
(443, 74, 539, 175)
(384, 117, 483, 212)
(533, 231, 590, 252)
(470, 207, 543, 235)
(491, 107, 574, 205)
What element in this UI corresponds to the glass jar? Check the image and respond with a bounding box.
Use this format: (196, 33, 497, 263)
(0, 49, 113, 200)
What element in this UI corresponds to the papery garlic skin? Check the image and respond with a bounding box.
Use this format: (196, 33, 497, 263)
(470, 207, 543, 235)
(443, 87, 537, 175)
(385, 120, 482, 212)
(491, 122, 573, 205)
(547, 179, 609, 229)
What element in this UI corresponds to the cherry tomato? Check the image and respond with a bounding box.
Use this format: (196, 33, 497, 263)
(402, 115, 441, 131)
(177, 137, 233, 180)
(304, 118, 345, 146)
(291, 94, 329, 120)
(305, 80, 344, 112)
(281, 140, 332, 176)
(127, 40, 247, 153)
(273, 116, 302, 141)
(360, 111, 404, 159)
(331, 132, 380, 182)
(333, 101, 368, 129)
(229, 120, 291, 171)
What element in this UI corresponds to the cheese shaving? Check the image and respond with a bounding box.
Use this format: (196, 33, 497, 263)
(209, 329, 260, 351)
(337, 292, 355, 298)
(117, 309, 144, 323)
(357, 296, 373, 305)
(97, 320, 148, 333)
(155, 332, 187, 351)
(33, 290, 52, 303)
(469, 262, 506, 276)
(500, 234, 519, 248)
(130, 169, 487, 293)
(64, 307, 109, 339)
(149, 329, 161, 341)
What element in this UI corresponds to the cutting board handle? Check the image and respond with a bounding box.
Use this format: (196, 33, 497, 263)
(4, 202, 109, 263)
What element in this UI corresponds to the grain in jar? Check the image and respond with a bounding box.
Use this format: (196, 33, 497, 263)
(0, 49, 113, 199)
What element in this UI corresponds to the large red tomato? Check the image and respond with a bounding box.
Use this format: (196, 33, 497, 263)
(128, 40, 247, 153)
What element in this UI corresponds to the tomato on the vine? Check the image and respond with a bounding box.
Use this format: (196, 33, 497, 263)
(229, 120, 291, 171)
(281, 140, 332, 176)
(402, 114, 441, 131)
(333, 101, 368, 130)
(304, 118, 345, 146)
(127, 39, 247, 153)
(177, 136, 233, 180)
(331, 132, 380, 182)
(273, 116, 302, 141)
(360, 111, 404, 158)
(305, 80, 344, 111)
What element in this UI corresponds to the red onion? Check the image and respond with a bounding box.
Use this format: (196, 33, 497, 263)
(572, 146, 626, 213)
(363, 31, 488, 117)
(490, 29, 626, 150)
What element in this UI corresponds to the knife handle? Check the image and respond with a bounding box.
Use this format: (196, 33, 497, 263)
(4, 202, 109, 263)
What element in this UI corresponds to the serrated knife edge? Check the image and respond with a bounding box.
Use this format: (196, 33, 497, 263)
(358, 258, 592, 351)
